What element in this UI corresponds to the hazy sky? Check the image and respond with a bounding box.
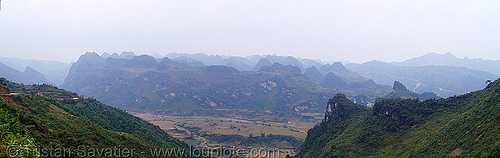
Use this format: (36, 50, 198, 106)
(1, 0, 499, 63)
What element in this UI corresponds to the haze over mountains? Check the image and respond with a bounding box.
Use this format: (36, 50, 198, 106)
(0, 58, 71, 85)
(1, 52, 496, 99)
(383, 81, 441, 101)
(346, 61, 496, 97)
(0, 62, 51, 85)
(38, 51, 489, 115)
(61, 52, 389, 113)
(396, 52, 500, 76)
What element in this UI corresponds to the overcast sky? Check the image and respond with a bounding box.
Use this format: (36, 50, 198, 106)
(1, 0, 499, 63)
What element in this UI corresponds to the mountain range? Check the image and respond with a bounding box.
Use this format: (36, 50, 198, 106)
(1, 52, 496, 99)
(118, 52, 499, 98)
(61, 52, 392, 113)
(0, 57, 71, 85)
(383, 81, 440, 100)
(346, 60, 496, 97)
(58, 51, 499, 114)
(0, 62, 51, 85)
(395, 52, 500, 76)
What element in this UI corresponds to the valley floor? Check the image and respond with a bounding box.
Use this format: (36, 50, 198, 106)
(132, 109, 324, 156)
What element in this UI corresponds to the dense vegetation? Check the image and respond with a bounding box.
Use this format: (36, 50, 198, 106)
(297, 79, 500, 157)
(59, 98, 187, 150)
(0, 79, 187, 157)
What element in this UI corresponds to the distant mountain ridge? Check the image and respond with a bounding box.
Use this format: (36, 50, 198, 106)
(155, 52, 323, 73)
(396, 52, 500, 76)
(0, 62, 52, 85)
(61, 53, 393, 113)
(346, 60, 497, 97)
(0, 57, 70, 85)
(383, 81, 440, 100)
(3, 51, 494, 101)
(62, 51, 499, 112)
(154, 53, 385, 95)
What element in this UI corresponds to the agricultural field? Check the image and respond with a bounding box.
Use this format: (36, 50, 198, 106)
(132, 109, 323, 150)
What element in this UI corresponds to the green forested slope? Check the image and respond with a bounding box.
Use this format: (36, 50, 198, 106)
(297, 79, 500, 157)
(0, 79, 187, 157)
(59, 98, 187, 150)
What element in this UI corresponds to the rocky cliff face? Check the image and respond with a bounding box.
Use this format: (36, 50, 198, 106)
(324, 93, 364, 122)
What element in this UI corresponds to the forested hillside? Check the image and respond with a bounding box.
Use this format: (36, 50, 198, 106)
(0, 78, 187, 157)
(297, 78, 500, 157)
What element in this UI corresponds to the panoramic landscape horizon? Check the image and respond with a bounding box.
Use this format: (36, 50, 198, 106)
(3, 51, 500, 65)
(1, 1, 500, 157)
